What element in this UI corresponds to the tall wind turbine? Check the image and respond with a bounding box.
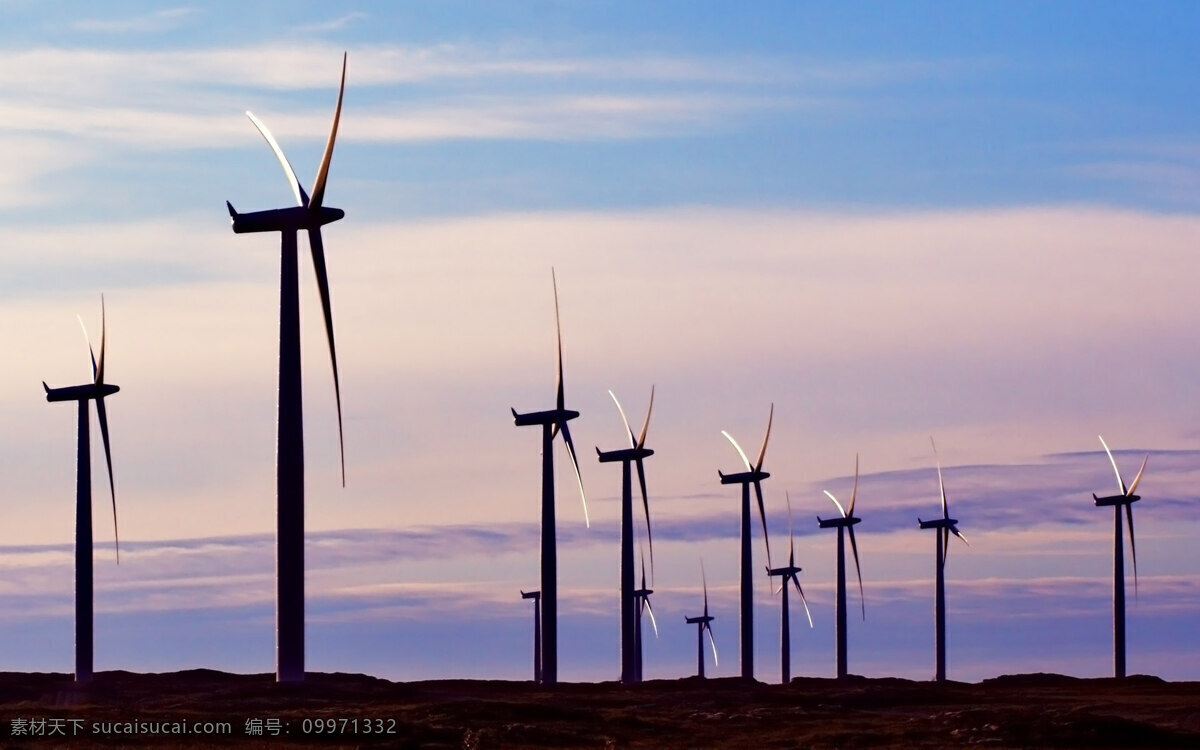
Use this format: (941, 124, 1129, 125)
(520, 590, 542, 683)
(596, 387, 654, 684)
(1094, 435, 1148, 679)
(718, 403, 774, 679)
(511, 269, 588, 685)
(918, 438, 968, 683)
(818, 454, 865, 679)
(766, 494, 813, 684)
(632, 550, 657, 683)
(225, 54, 348, 683)
(43, 299, 119, 684)
(685, 561, 718, 678)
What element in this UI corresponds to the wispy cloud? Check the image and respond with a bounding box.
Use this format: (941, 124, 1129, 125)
(290, 13, 368, 35)
(71, 8, 198, 34)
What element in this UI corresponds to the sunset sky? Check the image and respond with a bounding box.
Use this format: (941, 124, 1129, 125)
(1, 1, 1199, 683)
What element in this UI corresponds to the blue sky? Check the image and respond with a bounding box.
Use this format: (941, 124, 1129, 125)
(1, 1, 1199, 683)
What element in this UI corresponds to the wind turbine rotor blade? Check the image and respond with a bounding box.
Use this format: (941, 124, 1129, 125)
(559, 420, 589, 527)
(754, 480, 772, 568)
(96, 397, 118, 563)
(793, 577, 814, 628)
(608, 390, 635, 448)
(309, 52, 346, 210)
(1125, 503, 1138, 598)
(636, 385, 655, 448)
(308, 228, 346, 486)
(848, 453, 860, 517)
(245, 111, 308, 207)
(645, 598, 659, 637)
(1099, 435, 1127, 496)
(941, 528, 949, 568)
(96, 295, 107, 385)
(706, 627, 719, 666)
(823, 490, 848, 518)
(848, 525, 865, 620)
(754, 403, 774, 471)
(636, 458, 653, 580)
(722, 430, 752, 471)
(552, 269, 564, 411)
(78, 315, 97, 381)
(931, 437, 949, 519)
(950, 525, 969, 546)
(1127, 454, 1149, 498)
(701, 559, 709, 615)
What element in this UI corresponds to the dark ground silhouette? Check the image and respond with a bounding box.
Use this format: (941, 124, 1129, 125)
(1, 670, 1198, 748)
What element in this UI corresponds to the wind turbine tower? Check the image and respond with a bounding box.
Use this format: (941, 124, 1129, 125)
(1093, 435, 1148, 679)
(766, 495, 813, 684)
(596, 387, 654, 684)
(225, 54, 349, 682)
(632, 552, 657, 682)
(917, 438, 968, 683)
(685, 562, 718, 678)
(818, 455, 865, 679)
(520, 590, 542, 683)
(511, 270, 588, 685)
(718, 404, 774, 679)
(43, 299, 120, 683)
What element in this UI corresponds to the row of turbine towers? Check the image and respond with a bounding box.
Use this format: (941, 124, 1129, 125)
(42, 53, 1150, 687)
(512, 270, 1150, 685)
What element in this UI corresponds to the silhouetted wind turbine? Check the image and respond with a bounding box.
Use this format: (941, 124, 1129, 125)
(918, 438, 968, 682)
(766, 494, 813, 684)
(718, 403, 774, 679)
(818, 454, 865, 679)
(632, 550, 657, 683)
(1094, 435, 1148, 679)
(225, 54, 348, 683)
(596, 386, 655, 684)
(43, 298, 119, 684)
(685, 561, 718, 678)
(511, 269, 588, 685)
(520, 590, 542, 683)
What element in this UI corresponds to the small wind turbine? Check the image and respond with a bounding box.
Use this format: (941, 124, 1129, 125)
(818, 454, 865, 679)
(225, 54, 348, 683)
(766, 494, 813, 684)
(918, 438, 968, 683)
(685, 561, 718, 679)
(520, 590, 542, 683)
(511, 269, 588, 685)
(1093, 435, 1148, 679)
(596, 386, 655, 684)
(43, 298, 119, 684)
(632, 550, 657, 683)
(718, 403, 774, 679)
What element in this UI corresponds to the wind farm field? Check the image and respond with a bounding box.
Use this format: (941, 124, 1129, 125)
(0, 671, 1198, 748)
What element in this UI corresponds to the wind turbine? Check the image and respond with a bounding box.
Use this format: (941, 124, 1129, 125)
(766, 494, 813, 684)
(818, 454, 865, 679)
(511, 269, 588, 685)
(225, 53, 348, 683)
(43, 298, 119, 684)
(596, 387, 654, 684)
(632, 550, 657, 683)
(1094, 435, 1148, 679)
(520, 590, 542, 683)
(918, 438, 968, 683)
(685, 561, 719, 679)
(718, 403, 774, 679)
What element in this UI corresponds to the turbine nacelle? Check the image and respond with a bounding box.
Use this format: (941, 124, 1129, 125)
(817, 515, 861, 529)
(685, 615, 714, 625)
(511, 406, 580, 427)
(43, 382, 120, 402)
(1094, 492, 1141, 508)
(520, 590, 540, 601)
(718, 469, 769, 485)
(766, 564, 802, 577)
(918, 517, 959, 530)
(226, 202, 344, 234)
(596, 446, 655, 463)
